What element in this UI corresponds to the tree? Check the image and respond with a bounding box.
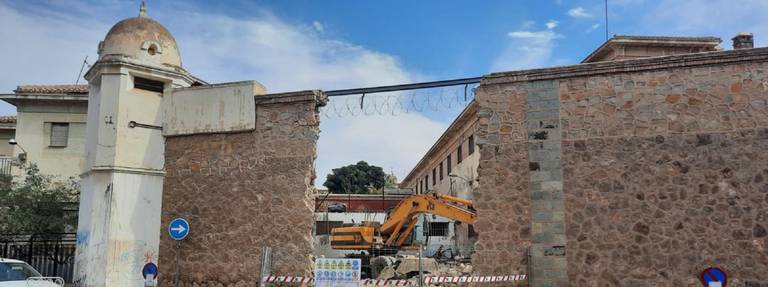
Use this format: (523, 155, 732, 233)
(0, 164, 80, 236)
(323, 161, 388, 194)
(384, 174, 398, 189)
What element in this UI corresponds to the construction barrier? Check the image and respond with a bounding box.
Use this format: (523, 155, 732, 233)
(264, 274, 527, 286)
(425, 275, 527, 283)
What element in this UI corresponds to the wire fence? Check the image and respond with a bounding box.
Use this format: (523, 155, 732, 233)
(320, 84, 479, 118)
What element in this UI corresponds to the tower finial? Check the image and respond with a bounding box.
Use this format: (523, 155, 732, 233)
(139, 0, 147, 17)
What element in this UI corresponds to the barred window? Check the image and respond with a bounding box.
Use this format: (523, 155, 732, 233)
(428, 222, 450, 237)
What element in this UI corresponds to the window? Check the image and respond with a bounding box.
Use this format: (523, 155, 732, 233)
(457, 145, 463, 164)
(432, 169, 436, 185)
(427, 222, 450, 237)
(425, 175, 429, 190)
(439, 162, 444, 181)
(134, 76, 165, 93)
(469, 134, 475, 155)
(447, 155, 452, 175)
(315, 221, 344, 235)
(49, 123, 69, 147)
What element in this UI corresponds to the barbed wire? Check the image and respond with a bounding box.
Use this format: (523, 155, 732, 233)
(321, 84, 478, 118)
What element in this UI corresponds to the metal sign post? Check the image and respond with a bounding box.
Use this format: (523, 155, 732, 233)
(168, 218, 190, 287)
(259, 246, 272, 286)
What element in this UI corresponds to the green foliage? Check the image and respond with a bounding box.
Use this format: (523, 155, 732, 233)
(0, 164, 79, 236)
(384, 174, 398, 189)
(323, 161, 389, 194)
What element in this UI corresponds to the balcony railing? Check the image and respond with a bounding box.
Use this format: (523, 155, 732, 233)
(0, 156, 14, 175)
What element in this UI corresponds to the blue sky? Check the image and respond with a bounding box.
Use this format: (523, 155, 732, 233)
(1, 0, 767, 184)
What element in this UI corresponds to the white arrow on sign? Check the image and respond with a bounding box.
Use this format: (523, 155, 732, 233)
(171, 225, 186, 234)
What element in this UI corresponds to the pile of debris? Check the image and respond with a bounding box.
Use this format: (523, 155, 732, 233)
(370, 255, 473, 280)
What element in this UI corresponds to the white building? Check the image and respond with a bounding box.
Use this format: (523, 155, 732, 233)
(0, 86, 88, 179)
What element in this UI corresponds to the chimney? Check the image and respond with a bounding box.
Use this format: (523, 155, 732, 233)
(732, 32, 754, 49)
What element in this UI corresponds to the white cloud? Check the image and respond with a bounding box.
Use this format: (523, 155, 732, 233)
(546, 20, 559, 30)
(587, 23, 600, 32)
(318, 112, 446, 186)
(0, 2, 450, 186)
(492, 27, 564, 72)
(312, 21, 324, 33)
(568, 7, 592, 18)
(0, 4, 107, 115)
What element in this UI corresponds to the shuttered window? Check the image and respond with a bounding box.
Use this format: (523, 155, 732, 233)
(50, 123, 69, 147)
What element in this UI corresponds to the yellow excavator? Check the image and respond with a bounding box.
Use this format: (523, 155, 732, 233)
(330, 193, 477, 253)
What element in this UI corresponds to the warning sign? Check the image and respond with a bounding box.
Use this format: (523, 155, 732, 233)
(315, 258, 361, 287)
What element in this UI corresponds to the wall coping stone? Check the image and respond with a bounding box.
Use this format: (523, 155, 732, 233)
(255, 90, 328, 107)
(482, 47, 768, 85)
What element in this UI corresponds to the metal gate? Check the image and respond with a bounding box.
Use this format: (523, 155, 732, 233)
(0, 233, 76, 283)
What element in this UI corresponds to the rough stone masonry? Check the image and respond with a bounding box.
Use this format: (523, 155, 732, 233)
(473, 47, 768, 286)
(159, 90, 326, 286)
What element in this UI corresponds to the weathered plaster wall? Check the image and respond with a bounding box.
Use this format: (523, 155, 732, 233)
(473, 48, 768, 286)
(15, 106, 87, 179)
(159, 91, 326, 286)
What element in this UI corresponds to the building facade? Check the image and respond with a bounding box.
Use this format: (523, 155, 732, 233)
(0, 85, 88, 179)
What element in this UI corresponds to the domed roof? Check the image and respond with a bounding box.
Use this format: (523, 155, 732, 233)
(98, 4, 181, 67)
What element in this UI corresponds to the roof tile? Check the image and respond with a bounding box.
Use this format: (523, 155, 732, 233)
(0, 116, 16, 123)
(15, 85, 89, 94)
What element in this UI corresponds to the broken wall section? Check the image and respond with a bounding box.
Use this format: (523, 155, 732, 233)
(159, 83, 327, 286)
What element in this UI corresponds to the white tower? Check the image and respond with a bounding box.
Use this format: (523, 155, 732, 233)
(73, 3, 201, 286)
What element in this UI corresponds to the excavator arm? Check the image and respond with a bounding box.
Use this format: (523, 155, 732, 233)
(331, 193, 476, 251)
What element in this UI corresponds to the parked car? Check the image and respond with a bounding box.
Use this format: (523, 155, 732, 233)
(0, 258, 61, 287)
(327, 202, 347, 212)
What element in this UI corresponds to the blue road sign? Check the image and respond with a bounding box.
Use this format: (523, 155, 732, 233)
(142, 262, 158, 279)
(700, 267, 728, 287)
(168, 218, 190, 240)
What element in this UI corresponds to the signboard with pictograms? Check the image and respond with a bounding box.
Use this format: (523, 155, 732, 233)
(314, 258, 361, 287)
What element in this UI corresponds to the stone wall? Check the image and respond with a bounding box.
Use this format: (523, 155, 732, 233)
(473, 48, 768, 286)
(159, 91, 326, 286)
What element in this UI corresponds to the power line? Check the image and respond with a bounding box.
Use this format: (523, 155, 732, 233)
(605, 0, 609, 41)
(74, 56, 89, 85)
(325, 77, 481, 97)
